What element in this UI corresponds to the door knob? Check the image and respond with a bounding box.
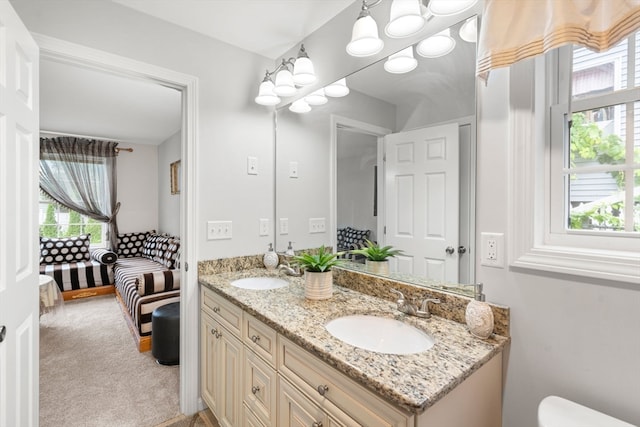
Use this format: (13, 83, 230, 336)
(0, 325, 6, 343)
(445, 246, 455, 255)
(458, 246, 467, 254)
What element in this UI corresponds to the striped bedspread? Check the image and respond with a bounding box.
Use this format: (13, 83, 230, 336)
(114, 257, 180, 337)
(39, 260, 113, 292)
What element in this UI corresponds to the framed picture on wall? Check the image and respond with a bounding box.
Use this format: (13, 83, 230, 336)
(170, 160, 181, 195)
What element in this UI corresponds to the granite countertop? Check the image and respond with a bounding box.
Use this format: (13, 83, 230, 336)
(199, 268, 509, 414)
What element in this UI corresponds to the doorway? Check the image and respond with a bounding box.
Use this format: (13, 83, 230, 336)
(36, 34, 200, 415)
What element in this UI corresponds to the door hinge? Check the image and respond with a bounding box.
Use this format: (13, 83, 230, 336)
(383, 226, 387, 235)
(185, 262, 189, 272)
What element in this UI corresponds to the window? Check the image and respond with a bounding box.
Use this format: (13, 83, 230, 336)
(509, 32, 639, 284)
(550, 32, 639, 250)
(39, 195, 107, 247)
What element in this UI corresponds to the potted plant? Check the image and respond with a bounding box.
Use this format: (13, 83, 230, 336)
(349, 239, 404, 275)
(293, 246, 343, 300)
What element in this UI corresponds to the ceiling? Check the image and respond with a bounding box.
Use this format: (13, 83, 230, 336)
(111, 0, 354, 60)
(40, 0, 354, 145)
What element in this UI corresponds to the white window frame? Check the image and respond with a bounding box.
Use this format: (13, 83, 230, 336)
(38, 197, 109, 248)
(508, 54, 640, 284)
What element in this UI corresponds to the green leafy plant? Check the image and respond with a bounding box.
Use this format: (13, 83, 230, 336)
(40, 203, 59, 237)
(292, 246, 343, 272)
(350, 239, 404, 261)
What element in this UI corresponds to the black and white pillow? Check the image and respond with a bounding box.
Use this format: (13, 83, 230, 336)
(141, 233, 165, 260)
(117, 230, 155, 258)
(337, 228, 347, 250)
(160, 238, 180, 269)
(136, 270, 180, 296)
(343, 227, 371, 250)
(40, 234, 91, 264)
(91, 248, 118, 265)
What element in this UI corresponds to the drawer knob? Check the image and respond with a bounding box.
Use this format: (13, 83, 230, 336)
(316, 384, 329, 396)
(212, 307, 220, 313)
(312, 422, 323, 427)
(251, 385, 260, 395)
(211, 328, 221, 338)
(251, 335, 260, 343)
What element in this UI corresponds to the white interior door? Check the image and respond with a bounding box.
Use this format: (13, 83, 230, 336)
(384, 123, 459, 282)
(0, 3, 40, 426)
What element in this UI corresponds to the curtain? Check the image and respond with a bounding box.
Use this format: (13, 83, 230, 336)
(477, 0, 640, 80)
(40, 137, 120, 250)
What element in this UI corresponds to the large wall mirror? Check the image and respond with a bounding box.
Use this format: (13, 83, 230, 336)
(275, 15, 478, 297)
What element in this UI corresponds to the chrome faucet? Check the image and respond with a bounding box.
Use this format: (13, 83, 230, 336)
(278, 255, 302, 277)
(390, 288, 440, 318)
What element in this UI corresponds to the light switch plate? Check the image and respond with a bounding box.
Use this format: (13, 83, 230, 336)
(247, 156, 258, 175)
(279, 218, 289, 235)
(207, 221, 233, 240)
(289, 161, 298, 178)
(259, 218, 269, 236)
(309, 218, 326, 234)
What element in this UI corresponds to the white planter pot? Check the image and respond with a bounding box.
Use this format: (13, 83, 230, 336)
(366, 259, 389, 275)
(304, 270, 332, 300)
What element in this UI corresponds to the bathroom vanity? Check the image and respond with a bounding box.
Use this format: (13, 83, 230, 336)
(199, 268, 509, 427)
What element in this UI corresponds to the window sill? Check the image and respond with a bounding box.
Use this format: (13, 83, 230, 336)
(512, 245, 640, 284)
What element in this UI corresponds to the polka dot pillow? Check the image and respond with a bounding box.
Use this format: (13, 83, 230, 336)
(40, 234, 91, 264)
(117, 230, 155, 258)
(343, 227, 371, 250)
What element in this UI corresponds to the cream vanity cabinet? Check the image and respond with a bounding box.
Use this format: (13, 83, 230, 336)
(201, 288, 279, 427)
(201, 288, 244, 427)
(201, 286, 503, 427)
(201, 287, 412, 427)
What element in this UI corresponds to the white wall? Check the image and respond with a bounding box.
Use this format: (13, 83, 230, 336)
(477, 68, 640, 427)
(116, 142, 158, 234)
(158, 130, 181, 237)
(12, 0, 274, 260)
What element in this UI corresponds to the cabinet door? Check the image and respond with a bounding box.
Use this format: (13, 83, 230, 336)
(201, 311, 220, 413)
(243, 403, 267, 427)
(218, 327, 244, 427)
(278, 377, 327, 427)
(244, 349, 277, 426)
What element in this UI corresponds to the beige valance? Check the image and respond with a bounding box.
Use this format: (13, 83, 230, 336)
(477, 0, 640, 79)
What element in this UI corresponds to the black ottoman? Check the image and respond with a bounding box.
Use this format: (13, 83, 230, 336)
(151, 302, 180, 365)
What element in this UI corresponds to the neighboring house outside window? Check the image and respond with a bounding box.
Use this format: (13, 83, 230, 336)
(553, 35, 640, 235)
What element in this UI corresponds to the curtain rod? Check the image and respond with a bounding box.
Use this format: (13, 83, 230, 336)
(40, 130, 134, 153)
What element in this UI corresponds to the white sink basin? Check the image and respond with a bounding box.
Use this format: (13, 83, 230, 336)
(325, 314, 435, 355)
(230, 277, 288, 290)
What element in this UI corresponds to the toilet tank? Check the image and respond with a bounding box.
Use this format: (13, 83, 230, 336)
(538, 396, 637, 427)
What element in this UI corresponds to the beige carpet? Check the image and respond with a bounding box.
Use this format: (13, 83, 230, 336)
(40, 294, 180, 427)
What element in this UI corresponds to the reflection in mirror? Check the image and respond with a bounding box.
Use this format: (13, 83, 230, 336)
(275, 17, 477, 297)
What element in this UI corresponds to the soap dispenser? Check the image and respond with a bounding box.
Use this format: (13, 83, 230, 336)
(263, 243, 279, 270)
(285, 241, 295, 257)
(465, 283, 494, 339)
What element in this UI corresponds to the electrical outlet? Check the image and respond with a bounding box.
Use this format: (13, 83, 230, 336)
(309, 218, 326, 234)
(259, 218, 269, 236)
(207, 221, 233, 240)
(481, 232, 504, 268)
(279, 218, 289, 235)
(247, 156, 258, 175)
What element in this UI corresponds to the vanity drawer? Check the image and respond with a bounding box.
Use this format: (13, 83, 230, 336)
(201, 287, 243, 337)
(243, 313, 278, 367)
(278, 336, 413, 427)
